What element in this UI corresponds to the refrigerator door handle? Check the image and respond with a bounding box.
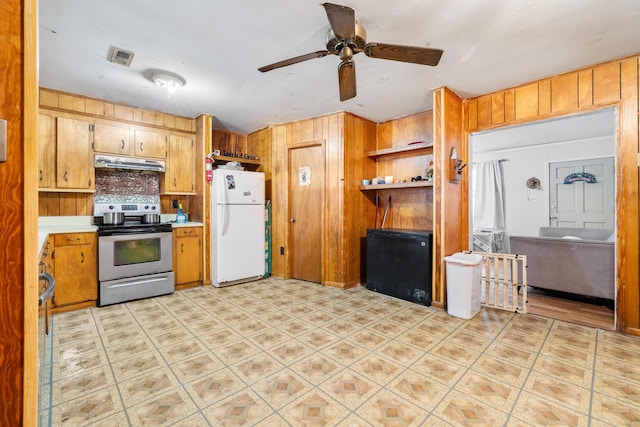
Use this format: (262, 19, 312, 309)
(222, 178, 229, 205)
(221, 203, 230, 235)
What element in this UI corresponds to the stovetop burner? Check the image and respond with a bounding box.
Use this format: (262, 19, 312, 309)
(94, 202, 171, 236)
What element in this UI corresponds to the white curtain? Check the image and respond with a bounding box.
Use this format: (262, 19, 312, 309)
(473, 160, 505, 230)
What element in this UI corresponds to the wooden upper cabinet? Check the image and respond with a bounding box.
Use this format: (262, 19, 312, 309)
(134, 128, 167, 159)
(212, 129, 246, 156)
(163, 135, 195, 194)
(38, 114, 56, 189)
(56, 117, 94, 190)
(93, 122, 131, 156)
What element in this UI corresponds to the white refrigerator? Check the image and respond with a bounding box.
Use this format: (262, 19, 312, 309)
(211, 169, 265, 287)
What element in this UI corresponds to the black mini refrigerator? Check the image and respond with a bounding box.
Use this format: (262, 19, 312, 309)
(365, 229, 433, 306)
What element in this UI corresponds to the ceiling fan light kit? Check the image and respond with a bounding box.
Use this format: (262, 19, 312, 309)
(257, 2, 444, 101)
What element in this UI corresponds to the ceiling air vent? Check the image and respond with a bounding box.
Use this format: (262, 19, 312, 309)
(107, 46, 135, 67)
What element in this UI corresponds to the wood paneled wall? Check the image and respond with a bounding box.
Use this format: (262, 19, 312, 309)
(211, 129, 249, 157)
(377, 110, 433, 148)
(254, 110, 434, 289)
(247, 127, 273, 201)
(463, 56, 639, 334)
(263, 112, 376, 287)
(1, 0, 38, 424)
(374, 111, 434, 230)
(433, 88, 465, 308)
(270, 115, 338, 283)
(344, 114, 378, 285)
(39, 192, 93, 216)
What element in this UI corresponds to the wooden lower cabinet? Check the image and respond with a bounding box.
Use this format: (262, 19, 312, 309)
(173, 227, 203, 289)
(52, 232, 97, 311)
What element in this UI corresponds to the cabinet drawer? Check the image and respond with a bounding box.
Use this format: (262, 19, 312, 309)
(54, 233, 95, 246)
(174, 227, 202, 238)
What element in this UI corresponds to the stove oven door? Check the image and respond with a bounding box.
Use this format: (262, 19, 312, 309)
(99, 231, 172, 282)
(98, 231, 174, 306)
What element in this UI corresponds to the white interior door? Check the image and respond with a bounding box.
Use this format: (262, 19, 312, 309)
(549, 157, 614, 229)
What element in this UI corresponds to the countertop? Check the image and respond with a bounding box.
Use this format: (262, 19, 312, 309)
(38, 216, 204, 252)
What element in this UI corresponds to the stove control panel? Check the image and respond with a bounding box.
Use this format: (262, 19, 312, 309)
(94, 203, 161, 216)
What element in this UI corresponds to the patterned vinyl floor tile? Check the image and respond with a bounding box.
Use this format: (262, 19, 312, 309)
(46, 277, 640, 426)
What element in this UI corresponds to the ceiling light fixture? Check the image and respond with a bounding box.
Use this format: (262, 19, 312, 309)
(147, 70, 186, 97)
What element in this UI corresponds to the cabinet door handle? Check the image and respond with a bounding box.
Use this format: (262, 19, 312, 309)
(140, 142, 143, 152)
(39, 170, 43, 181)
(180, 243, 184, 253)
(80, 251, 85, 264)
(63, 171, 68, 182)
(67, 237, 81, 242)
(174, 178, 177, 187)
(121, 139, 125, 149)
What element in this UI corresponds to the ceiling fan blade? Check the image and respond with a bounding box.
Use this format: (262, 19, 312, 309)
(338, 60, 356, 101)
(322, 3, 355, 39)
(364, 43, 444, 66)
(258, 50, 330, 72)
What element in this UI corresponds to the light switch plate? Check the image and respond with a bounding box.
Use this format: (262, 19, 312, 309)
(0, 119, 6, 162)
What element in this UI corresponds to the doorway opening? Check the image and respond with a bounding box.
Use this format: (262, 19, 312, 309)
(468, 108, 617, 329)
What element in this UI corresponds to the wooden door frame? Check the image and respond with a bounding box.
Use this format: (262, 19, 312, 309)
(464, 104, 630, 332)
(285, 140, 326, 282)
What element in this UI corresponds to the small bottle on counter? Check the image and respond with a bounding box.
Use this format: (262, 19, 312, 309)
(176, 204, 187, 224)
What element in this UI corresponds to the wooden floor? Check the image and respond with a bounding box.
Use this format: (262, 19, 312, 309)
(525, 287, 615, 330)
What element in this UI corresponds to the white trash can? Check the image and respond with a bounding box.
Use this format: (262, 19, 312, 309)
(444, 252, 483, 319)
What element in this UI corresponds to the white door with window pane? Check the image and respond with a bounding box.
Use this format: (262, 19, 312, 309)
(549, 158, 614, 229)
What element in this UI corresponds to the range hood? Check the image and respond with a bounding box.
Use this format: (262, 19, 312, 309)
(94, 155, 165, 173)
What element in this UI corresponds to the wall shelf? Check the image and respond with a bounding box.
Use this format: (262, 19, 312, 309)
(212, 155, 260, 167)
(359, 181, 433, 191)
(367, 142, 433, 158)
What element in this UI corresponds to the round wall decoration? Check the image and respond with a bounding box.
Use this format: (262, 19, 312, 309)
(526, 177, 541, 189)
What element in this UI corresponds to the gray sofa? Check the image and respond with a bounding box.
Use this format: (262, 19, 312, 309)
(509, 227, 615, 300)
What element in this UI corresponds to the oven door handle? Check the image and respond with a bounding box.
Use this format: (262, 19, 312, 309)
(107, 276, 172, 288)
(39, 272, 56, 306)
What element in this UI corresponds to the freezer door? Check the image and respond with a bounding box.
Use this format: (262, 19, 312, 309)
(213, 169, 265, 205)
(213, 203, 265, 285)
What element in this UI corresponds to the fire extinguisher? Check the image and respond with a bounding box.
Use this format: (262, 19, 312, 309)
(205, 155, 214, 181)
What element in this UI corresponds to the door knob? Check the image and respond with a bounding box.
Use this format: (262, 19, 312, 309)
(290, 218, 296, 223)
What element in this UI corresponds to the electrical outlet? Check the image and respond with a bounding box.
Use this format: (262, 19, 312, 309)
(280, 246, 284, 255)
(172, 199, 179, 208)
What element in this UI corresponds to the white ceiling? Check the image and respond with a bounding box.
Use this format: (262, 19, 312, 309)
(39, 0, 640, 134)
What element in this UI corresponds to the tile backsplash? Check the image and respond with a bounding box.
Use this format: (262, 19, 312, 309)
(94, 170, 160, 204)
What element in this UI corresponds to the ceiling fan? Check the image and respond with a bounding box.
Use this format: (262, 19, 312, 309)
(258, 3, 444, 101)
